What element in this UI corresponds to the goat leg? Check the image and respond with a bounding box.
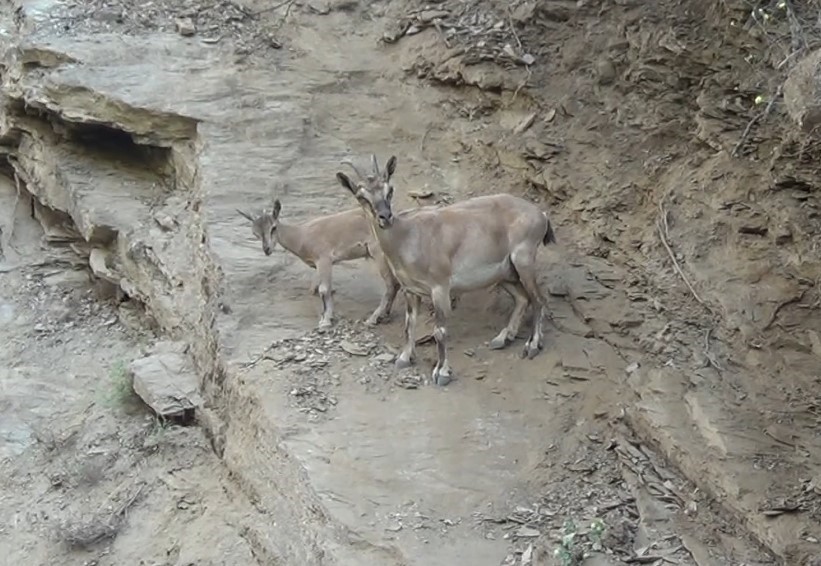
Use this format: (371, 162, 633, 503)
(310, 272, 336, 297)
(316, 258, 334, 330)
(430, 286, 453, 386)
(365, 253, 400, 326)
(512, 252, 546, 359)
(489, 281, 530, 350)
(395, 291, 420, 369)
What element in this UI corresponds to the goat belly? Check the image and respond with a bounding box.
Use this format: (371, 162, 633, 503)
(450, 260, 511, 293)
(391, 267, 431, 296)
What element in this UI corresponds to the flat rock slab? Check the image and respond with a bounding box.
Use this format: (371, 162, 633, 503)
(129, 341, 203, 422)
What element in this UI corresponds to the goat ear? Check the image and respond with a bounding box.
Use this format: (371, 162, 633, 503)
(385, 155, 397, 179)
(272, 199, 282, 218)
(336, 172, 357, 195)
(237, 209, 254, 222)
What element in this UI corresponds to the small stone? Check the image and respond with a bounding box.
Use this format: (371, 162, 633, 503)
(513, 113, 537, 134)
(596, 58, 616, 84)
(418, 9, 449, 22)
(307, 0, 331, 14)
(503, 43, 518, 59)
(341, 340, 369, 356)
(521, 544, 535, 565)
(515, 526, 540, 538)
(774, 226, 793, 245)
(176, 18, 196, 36)
(625, 361, 639, 374)
(408, 189, 434, 199)
(153, 212, 177, 231)
(521, 53, 536, 66)
(385, 522, 403, 532)
(372, 352, 395, 363)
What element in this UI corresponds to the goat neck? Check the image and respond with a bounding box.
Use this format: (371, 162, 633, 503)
(273, 222, 306, 259)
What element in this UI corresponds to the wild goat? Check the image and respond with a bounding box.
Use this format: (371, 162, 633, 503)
(336, 155, 556, 386)
(237, 199, 401, 329)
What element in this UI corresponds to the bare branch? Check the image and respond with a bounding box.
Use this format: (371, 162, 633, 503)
(656, 201, 711, 313)
(732, 83, 784, 158)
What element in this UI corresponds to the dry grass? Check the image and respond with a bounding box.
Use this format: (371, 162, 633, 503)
(54, 482, 145, 549)
(56, 513, 125, 549)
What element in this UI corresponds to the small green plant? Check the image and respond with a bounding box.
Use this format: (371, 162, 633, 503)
(144, 416, 169, 447)
(552, 517, 608, 566)
(553, 519, 577, 566)
(588, 518, 606, 550)
(97, 360, 133, 408)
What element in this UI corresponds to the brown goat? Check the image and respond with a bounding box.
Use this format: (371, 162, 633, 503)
(336, 155, 556, 386)
(238, 199, 401, 329)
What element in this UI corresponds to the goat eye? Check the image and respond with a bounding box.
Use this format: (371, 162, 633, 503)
(387, 186, 394, 200)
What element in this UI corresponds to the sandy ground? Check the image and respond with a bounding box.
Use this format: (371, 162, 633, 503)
(1, 0, 819, 564)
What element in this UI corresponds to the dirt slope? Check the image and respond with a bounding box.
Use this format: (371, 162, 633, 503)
(0, 0, 819, 564)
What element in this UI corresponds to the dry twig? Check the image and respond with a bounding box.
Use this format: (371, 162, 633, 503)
(256, 0, 295, 15)
(433, 19, 451, 48)
(240, 343, 276, 369)
(506, 6, 523, 51)
(509, 65, 532, 106)
(656, 202, 710, 312)
(732, 83, 784, 157)
(761, 288, 808, 331)
(784, 0, 806, 54)
(419, 123, 433, 155)
(702, 328, 724, 372)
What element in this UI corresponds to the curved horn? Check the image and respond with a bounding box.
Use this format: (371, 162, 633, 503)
(236, 209, 255, 222)
(340, 158, 366, 179)
(371, 154, 380, 176)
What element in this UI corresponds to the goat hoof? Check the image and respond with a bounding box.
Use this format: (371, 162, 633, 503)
(489, 335, 512, 350)
(432, 368, 452, 387)
(318, 320, 333, 331)
(364, 313, 389, 326)
(521, 341, 542, 360)
(395, 356, 414, 370)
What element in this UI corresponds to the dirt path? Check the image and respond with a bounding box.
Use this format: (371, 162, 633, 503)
(0, 0, 819, 564)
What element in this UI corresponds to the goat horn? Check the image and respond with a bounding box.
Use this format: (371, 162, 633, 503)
(236, 208, 254, 222)
(340, 158, 366, 179)
(370, 154, 380, 176)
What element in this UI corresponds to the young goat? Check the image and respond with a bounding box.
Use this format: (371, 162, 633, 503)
(238, 199, 401, 329)
(336, 155, 556, 386)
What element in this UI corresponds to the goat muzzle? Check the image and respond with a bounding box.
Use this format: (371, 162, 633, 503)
(377, 212, 394, 228)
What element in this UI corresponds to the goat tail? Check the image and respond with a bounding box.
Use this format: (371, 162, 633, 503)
(542, 212, 557, 246)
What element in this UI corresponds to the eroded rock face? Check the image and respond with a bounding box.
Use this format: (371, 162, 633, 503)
(784, 48, 821, 134)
